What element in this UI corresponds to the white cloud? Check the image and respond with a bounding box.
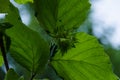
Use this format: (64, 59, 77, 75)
(91, 0, 120, 48)
(10, 0, 30, 25)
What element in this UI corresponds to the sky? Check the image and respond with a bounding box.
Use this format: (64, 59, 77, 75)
(0, 14, 5, 19)
(0, 0, 30, 24)
(91, 0, 120, 48)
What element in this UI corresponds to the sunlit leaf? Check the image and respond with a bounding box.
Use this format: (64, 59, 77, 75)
(5, 2, 50, 74)
(6, 22, 49, 73)
(51, 32, 118, 80)
(34, 0, 91, 34)
(0, 36, 3, 66)
(33, 0, 91, 53)
(15, 0, 33, 4)
(0, 51, 3, 66)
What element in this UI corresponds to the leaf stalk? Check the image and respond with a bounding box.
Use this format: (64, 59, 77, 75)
(0, 33, 9, 71)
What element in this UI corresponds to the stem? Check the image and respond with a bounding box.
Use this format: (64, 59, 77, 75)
(50, 44, 57, 58)
(30, 73, 36, 80)
(0, 34, 9, 71)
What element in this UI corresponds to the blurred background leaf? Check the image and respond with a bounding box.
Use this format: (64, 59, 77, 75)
(15, 0, 33, 4)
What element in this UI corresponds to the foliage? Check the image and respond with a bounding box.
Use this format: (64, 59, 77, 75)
(14, 0, 33, 4)
(0, 0, 119, 80)
(0, 52, 3, 66)
(51, 32, 117, 80)
(4, 69, 23, 80)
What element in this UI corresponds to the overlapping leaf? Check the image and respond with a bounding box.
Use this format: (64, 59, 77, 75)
(0, 0, 10, 13)
(5, 68, 24, 80)
(5, 69, 19, 80)
(34, 0, 91, 34)
(15, 0, 33, 4)
(51, 32, 118, 80)
(6, 21, 49, 73)
(0, 0, 20, 26)
(1, 0, 50, 74)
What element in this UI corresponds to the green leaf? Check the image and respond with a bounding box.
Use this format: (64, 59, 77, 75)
(0, 0, 10, 13)
(39, 65, 62, 80)
(5, 2, 50, 74)
(6, 23, 49, 73)
(4, 68, 19, 80)
(0, 1, 17, 67)
(0, 33, 3, 67)
(5, 69, 25, 80)
(0, 51, 3, 66)
(33, 79, 49, 80)
(51, 32, 118, 80)
(19, 76, 24, 80)
(34, 0, 91, 34)
(0, 0, 20, 25)
(0, 22, 13, 32)
(15, 0, 33, 4)
(4, 34, 11, 52)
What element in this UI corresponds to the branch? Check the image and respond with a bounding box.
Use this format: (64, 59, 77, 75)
(0, 34, 9, 71)
(30, 73, 36, 80)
